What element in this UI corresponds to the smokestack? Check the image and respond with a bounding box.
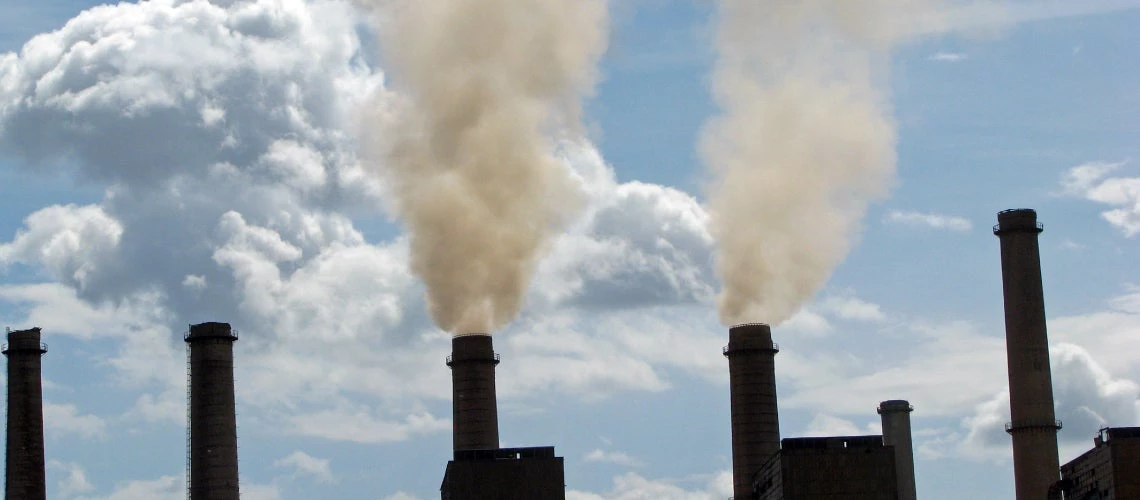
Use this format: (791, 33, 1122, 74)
(185, 322, 240, 500)
(4, 327, 47, 500)
(723, 323, 780, 499)
(994, 209, 1061, 499)
(878, 400, 917, 500)
(448, 334, 500, 452)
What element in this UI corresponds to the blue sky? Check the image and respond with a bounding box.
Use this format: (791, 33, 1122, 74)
(1, 1, 1139, 499)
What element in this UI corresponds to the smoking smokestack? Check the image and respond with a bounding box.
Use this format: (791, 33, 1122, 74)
(723, 323, 780, 499)
(185, 322, 240, 500)
(702, 1, 941, 326)
(878, 400, 917, 500)
(994, 209, 1061, 499)
(448, 334, 500, 451)
(364, 0, 609, 334)
(4, 327, 47, 500)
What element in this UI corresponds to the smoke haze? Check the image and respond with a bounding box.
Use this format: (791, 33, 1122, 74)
(363, 1, 609, 334)
(703, 0, 941, 326)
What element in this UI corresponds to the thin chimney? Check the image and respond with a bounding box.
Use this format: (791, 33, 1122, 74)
(994, 209, 1061, 499)
(878, 399, 917, 500)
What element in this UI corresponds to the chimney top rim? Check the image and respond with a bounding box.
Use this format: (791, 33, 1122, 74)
(877, 400, 914, 413)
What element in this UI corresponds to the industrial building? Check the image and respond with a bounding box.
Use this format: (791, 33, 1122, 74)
(724, 323, 918, 500)
(1060, 427, 1140, 499)
(3, 207, 1134, 500)
(753, 435, 899, 500)
(441, 447, 565, 500)
(440, 334, 566, 499)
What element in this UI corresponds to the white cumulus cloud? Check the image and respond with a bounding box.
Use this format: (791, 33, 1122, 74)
(1061, 161, 1140, 236)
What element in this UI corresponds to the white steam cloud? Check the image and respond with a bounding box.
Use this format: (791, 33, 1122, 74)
(702, 1, 940, 326)
(363, 1, 609, 334)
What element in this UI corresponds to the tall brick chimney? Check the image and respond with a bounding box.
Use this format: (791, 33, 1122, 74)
(724, 323, 780, 499)
(185, 322, 240, 500)
(4, 327, 48, 500)
(994, 209, 1061, 499)
(448, 334, 500, 452)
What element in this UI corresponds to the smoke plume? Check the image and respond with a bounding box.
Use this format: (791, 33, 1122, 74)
(702, 1, 940, 326)
(364, 1, 609, 334)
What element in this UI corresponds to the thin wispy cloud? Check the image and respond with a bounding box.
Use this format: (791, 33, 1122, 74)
(584, 449, 644, 468)
(929, 52, 967, 62)
(884, 210, 973, 232)
(932, 0, 1140, 35)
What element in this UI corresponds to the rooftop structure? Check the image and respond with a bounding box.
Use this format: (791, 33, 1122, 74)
(1060, 427, 1140, 499)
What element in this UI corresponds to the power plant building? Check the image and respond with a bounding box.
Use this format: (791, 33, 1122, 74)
(1060, 427, 1140, 500)
(441, 447, 565, 500)
(4, 327, 48, 500)
(753, 435, 899, 500)
(441, 334, 566, 499)
(724, 324, 916, 499)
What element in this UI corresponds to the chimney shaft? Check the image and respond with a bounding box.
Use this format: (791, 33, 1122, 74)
(448, 334, 500, 452)
(185, 322, 240, 500)
(994, 209, 1061, 499)
(878, 400, 917, 500)
(724, 323, 780, 499)
(4, 327, 48, 500)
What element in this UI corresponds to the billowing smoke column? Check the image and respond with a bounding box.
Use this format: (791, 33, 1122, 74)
(702, 1, 939, 325)
(4, 327, 48, 500)
(365, 0, 609, 335)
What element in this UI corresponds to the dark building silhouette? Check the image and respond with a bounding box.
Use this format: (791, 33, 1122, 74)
(4, 327, 48, 500)
(185, 322, 240, 500)
(724, 323, 781, 499)
(448, 334, 500, 451)
(441, 334, 565, 499)
(753, 436, 899, 500)
(440, 447, 565, 500)
(878, 400, 917, 500)
(1060, 427, 1140, 499)
(994, 209, 1062, 499)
